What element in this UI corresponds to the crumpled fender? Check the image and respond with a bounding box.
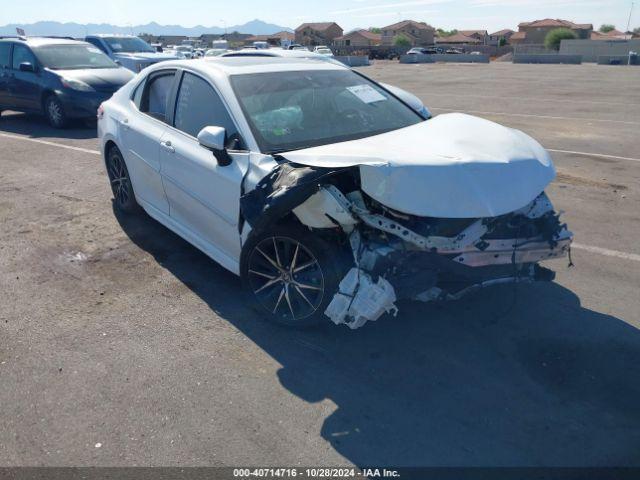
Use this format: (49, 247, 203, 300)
(239, 161, 345, 233)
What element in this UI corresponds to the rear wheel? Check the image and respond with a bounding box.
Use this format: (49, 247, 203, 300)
(44, 95, 67, 128)
(106, 145, 139, 213)
(241, 225, 347, 328)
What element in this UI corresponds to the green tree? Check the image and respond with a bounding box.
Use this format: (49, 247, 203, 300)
(436, 28, 458, 37)
(599, 24, 615, 33)
(369, 27, 382, 34)
(544, 28, 577, 51)
(633, 27, 640, 35)
(393, 34, 411, 47)
(499, 37, 507, 47)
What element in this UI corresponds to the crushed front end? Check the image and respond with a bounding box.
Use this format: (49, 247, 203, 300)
(241, 161, 572, 330)
(292, 183, 572, 329)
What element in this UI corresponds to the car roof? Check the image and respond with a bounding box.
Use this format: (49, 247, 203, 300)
(0, 37, 88, 47)
(157, 56, 347, 76)
(87, 34, 138, 38)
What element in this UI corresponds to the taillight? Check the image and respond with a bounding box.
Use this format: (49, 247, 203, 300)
(97, 104, 105, 120)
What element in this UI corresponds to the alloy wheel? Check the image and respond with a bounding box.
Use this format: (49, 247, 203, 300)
(107, 152, 130, 208)
(47, 98, 63, 126)
(248, 236, 325, 322)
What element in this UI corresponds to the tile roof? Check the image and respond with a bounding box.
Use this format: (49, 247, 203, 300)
(336, 29, 382, 41)
(459, 30, 488, 36)
(518, 19, 593, 30)
(295, 22, 340, 32)
(439, 32, 481, 44)
(382, 20, 434, 31)
(490, 29, 515, 36)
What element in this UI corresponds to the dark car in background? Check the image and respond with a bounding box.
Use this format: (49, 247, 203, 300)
(84, 35, 181, 72)
(0, 37, 134, 128)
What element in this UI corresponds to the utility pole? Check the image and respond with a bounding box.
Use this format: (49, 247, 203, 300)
(626, 1, 634, 37)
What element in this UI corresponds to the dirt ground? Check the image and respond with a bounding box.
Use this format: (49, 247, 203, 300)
(1, 61, 639, 467)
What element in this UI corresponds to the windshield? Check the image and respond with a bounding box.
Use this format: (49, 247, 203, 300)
(231, 70, 422, 154)
(34, 44, 117, 70)
(104, 37, 154, 53)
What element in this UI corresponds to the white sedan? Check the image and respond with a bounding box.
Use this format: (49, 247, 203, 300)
(98, 57, 572, 329)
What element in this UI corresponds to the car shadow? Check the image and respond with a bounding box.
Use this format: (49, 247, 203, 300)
(114, 206, 640, 468)
(0, 111, 97, 140)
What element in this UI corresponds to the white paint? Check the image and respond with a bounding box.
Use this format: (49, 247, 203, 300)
(430, 107, 640, 126)
(0, 132, 101, 155)
(572, 243, 640, 263)
(547, 148, 640, 163)
(284, 113, 556, 218)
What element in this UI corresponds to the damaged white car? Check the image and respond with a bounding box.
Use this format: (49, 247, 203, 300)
(98, 57, 572, 328)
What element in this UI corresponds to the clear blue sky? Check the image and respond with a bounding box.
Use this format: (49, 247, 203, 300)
(1, 0, 637, 33)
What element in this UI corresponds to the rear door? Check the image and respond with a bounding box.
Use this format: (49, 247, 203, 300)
(8, 43, 41, 111)
(0, 42, 11, 107)
(159, 70, 249, 266)
(120, 69, 178, 215)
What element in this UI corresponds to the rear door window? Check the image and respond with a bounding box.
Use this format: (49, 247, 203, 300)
(138, 70, 176, 123)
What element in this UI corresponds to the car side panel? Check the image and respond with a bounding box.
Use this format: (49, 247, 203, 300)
(159, 130, 249, 263)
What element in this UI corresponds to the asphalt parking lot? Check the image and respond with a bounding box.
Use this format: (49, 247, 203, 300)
(1, 62, 639, 468)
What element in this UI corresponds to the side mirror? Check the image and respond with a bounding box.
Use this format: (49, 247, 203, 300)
(197, 126, 232, 166)
(19, 62, 35, 72)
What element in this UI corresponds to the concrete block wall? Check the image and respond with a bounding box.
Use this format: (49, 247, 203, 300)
(512, 54, 583, 64)
(400, 54, 490, 63)
(334, 55, 370, 67)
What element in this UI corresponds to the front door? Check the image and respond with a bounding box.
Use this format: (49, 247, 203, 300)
(159, 70, 249, 266)
(8, 43, 40, 111)
(0, 42, 12, 107)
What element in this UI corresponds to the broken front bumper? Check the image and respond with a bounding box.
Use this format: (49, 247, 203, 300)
(316, 188, 573, 329)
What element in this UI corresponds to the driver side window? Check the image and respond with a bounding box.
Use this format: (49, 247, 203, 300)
(173, 72, 242, 149)
(12, 44, 36, 70)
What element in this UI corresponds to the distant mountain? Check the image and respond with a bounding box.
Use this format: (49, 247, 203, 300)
(0, 19, 293, 37)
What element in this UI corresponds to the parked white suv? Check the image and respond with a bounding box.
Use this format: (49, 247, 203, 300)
(98, 57, 572, 329)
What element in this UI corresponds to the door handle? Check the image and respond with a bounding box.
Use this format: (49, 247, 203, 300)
(160, 140, 175, 154)
(119, 118, 129, 129)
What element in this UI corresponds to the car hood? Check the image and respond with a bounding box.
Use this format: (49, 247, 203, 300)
(281, 113, 556, 218)
(56, 67, 134, 88)
(114, 52, 180, 61)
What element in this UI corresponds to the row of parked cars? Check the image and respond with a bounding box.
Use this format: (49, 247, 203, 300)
(406, 46, 469, 55)
(0, 34, 398, 128)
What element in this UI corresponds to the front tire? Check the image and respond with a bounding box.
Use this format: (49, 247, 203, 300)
(106, 145, 139, 214)
(241, 225, 348, 328)
(44, 95, 67, 128)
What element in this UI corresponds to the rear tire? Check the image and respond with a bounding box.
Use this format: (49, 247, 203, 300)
(240, 225, 348, 328)
(106, 145, 140, 214)
(44, 95, 67, 128)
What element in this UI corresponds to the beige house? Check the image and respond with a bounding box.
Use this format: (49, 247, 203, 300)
(459, 30, 489, 45)
(591, 29, 631, 40)
(438, 32, 481, 45)
(246, 31, 294, 46)
(514, 19, 593, 44)
(489, 29, 515, 46)
(334, 30, 382, 47)
(295, 22, 344, 46)
(381, 20, 435, 46)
